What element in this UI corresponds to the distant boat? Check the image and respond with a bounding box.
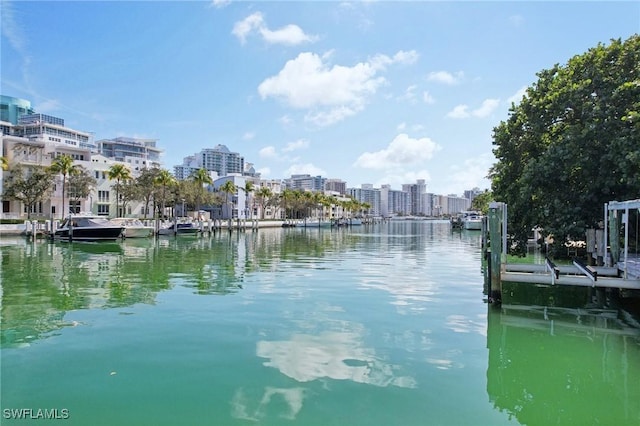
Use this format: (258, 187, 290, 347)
(461, 211, 483, 230)
(158, 221, 201, 236)
(54, 214, 124, 242)
(110, 218, 154, 238)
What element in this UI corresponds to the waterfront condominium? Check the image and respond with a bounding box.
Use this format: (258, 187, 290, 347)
(174, 144, 244, 180)
(96, 137, 163, 171)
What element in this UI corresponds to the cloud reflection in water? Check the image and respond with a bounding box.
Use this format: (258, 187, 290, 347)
(256, 331, 417, 388)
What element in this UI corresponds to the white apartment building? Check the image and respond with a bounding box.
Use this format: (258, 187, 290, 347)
(347, 184, 381, 217)
(174, 144, 244, 180)
(96, 137, 162, 171)
(1, 106, 160, 219)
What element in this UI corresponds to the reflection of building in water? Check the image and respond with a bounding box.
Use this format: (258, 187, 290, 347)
(486, 305, 640, 425)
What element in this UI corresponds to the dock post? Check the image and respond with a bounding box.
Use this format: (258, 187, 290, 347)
(488, 202, 505, 304)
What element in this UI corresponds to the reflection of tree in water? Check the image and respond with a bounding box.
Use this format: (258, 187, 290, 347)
(486, 305, 640, 426)
(1, 228, 363, 347)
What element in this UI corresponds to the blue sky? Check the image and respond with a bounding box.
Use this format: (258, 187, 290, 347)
(2, 1, 638, 195)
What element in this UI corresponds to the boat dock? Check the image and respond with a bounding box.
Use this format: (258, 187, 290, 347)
(484, 201, 640, 304)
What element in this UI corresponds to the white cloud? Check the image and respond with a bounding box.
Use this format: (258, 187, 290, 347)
(472, 98, 500, 118)
(256, 167, 271, 177)
(279, 115, 293, 126)
(35, 99, 62, 114)
(397, 122, 407, 131)
(392, 50, 419, 65)
(446, 98, 500, 119)
(283, 139, 310, 152)
(422, 91, 435, 104)
(259, 50, 416, 126)
(284, 163, 327, 176)
(259, 146, 277, 158)
(507, 86, 528, 105)
(232, 12, 264, 44)
(426, 71, 463, 85)
(399, 85, 417, 103)
(304, 106, 359, 127)
(210, 0, 231, 8)
(446, 105, 470, 119)
(354, 133, 441, 170)
(444, 153, 493, 194)
(243, 132, 255, 140)
(232, 12, 317, 45)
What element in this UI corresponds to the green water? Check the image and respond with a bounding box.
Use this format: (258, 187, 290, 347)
(1, 222, 639, 425)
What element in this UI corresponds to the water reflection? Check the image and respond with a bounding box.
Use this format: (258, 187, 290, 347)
(486, 304, 640, 425)
(257, 330, 417, 388)
(231, 387, 306, 422)
(0, 229, 367, 348)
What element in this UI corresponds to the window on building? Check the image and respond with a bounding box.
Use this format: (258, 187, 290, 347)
(2, 201, 9, 213)
(69, 201, 81, 214)
(97, 205, 110, 215)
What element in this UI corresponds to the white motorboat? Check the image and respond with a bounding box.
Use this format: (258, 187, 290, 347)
(461, 211, 483, 230)
(110, 218, 154, 238)
(158, 221, 201, 236)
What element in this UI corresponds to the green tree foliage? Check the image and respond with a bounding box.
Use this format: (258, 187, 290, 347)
(107, 164, 132, 217)
(255, 186, 273, 219)
(67, 166, 96, 212)
(2, 165, 53, 219)
(153, 169, 176, 219)
(1, 156, 8, 171)
(471, 190, 493, 215)
(490, 35, 640, 256)
(49, 154, 78, 218)
(135, 167, 162, 218)
(219, 180, 237, 219)
(190, 168, 213, 213)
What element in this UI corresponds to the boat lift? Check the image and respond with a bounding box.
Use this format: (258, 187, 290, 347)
(486, 202, 640, 301)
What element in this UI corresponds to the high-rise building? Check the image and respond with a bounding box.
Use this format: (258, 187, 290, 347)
(380, 184, 410, 217)
(174, 144, 244, 180)
(283, 174, 326, 192)
(402, 179, 427, 215)
(464, 187, 483, 203)
(347, 184, 381, 217)
(325, 179, 346, 195)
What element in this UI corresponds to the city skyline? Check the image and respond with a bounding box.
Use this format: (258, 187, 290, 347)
(2, 1, 638, 195)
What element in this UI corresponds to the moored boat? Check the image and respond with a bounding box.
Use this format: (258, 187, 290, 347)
(461, 211, 483, 230)
(158, 221, 201, 236)
(110, 218, 154, 238)
(54, 214, 124, 242)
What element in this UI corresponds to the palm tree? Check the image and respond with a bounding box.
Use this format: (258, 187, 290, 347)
(239, 180, 255, 220)
(219, 180, 237, 220)
(1, 156, 8, 171)
(255, 186, 272, 219)
(49, 154, 78, 218)
(153, 169, 176, 220)
(107, 163, 132, 217)
(190, 168, 213, 216)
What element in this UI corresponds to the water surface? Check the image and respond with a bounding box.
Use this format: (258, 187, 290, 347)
(1, 222, 638, 425)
